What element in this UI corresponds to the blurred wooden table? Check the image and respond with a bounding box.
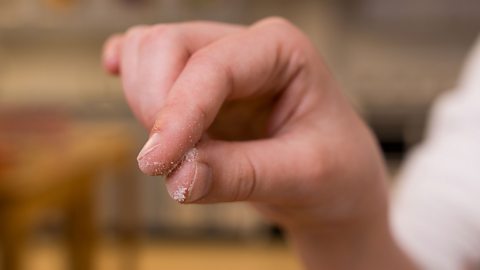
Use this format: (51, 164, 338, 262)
(22, 241, 302, 270)
(0, 119, 135, 270)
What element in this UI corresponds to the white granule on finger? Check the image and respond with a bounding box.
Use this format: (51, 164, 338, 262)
(185, 148, 198, 162)
(172, 186, 187, 202)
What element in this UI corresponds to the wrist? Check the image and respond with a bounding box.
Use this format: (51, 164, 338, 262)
(285, 214, 417, 270)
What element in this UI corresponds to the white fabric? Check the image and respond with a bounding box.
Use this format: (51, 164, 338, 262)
(392, 35, 480, 270)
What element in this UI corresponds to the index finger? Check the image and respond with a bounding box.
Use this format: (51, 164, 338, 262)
(137, 18, 318, 175)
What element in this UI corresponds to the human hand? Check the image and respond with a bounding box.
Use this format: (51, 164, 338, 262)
(102, 18, 411, 269)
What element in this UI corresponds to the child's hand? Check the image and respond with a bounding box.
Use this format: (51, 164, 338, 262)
(103, 17, 388, 240)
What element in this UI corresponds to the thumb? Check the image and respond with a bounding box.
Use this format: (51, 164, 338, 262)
(165, 137, 320, 204)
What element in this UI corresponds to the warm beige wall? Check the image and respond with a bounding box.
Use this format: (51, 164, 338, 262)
(0, 39, 120, 106)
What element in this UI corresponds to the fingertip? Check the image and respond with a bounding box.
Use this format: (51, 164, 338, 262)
(102, 35, 123, 75)
(137, 152, 168, 176)
(136, 132, 184, 176)
(137, 150, 181, 177)
(166, 149, 213, 203)
(103, 54, 120, 75)
(136, 137, 168, 176)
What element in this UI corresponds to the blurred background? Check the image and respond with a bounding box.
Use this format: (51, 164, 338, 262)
(0, 0, 479, 269)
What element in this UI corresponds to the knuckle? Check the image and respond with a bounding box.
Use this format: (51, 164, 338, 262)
(189, 49, 218, 67)
(256, 16, 303, 40)
(125, 25, 148, 40)
(189, 50, 234, 91)
(258, 16, 295, 29)
(189, 52, 217, 76)
(289, 46, 309, 72)
(254, 17, 312, 56)
(140, 24, 182, 47)
(192, 48, 233, 76)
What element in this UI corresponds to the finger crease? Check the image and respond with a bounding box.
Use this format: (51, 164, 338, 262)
(243, 152, 258, 201)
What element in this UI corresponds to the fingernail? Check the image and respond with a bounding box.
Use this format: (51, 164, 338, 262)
(166, 149, 212, 203)
(188, 162, 212, 202)
(138, 133, 169, 175)
(137, 133, 162, 161)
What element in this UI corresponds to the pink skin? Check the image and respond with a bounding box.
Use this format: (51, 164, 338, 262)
(102, 18, 417, 270)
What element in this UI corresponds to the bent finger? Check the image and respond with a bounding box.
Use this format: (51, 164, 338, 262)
(104, 22, 244, 128)
(137, 18, 314, 175)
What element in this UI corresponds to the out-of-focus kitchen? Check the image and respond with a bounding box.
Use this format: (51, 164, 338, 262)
(0, 0, 479, 269)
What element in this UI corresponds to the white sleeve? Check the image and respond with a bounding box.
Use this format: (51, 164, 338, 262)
(392, 36, 480, 270)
